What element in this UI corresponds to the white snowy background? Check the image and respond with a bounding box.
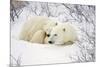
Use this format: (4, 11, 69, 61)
(10, 1, 95, 67)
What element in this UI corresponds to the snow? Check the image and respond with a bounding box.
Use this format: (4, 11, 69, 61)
(11, 38, 80, 65)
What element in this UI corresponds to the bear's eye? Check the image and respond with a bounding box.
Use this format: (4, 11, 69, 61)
(63, 28, 66, 32)
(47, 34, 50, 37)
(55, 23, 58, 25)
(54, 34, 57, 36)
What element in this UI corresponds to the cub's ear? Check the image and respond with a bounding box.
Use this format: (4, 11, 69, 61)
(63, 28, 66, 32)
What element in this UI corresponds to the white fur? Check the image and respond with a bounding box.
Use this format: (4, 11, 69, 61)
(19, 16, 57, 43)
(30, 30, 46, 44)
(46, 23, 77, 45)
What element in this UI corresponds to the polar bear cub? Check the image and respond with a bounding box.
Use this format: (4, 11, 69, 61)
(45, 23, 77, 45)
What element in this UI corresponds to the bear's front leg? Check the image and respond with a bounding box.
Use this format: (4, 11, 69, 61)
(30, 30, 46, 44)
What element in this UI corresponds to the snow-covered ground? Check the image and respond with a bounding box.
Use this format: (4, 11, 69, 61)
(10, 1, 95, 66)
(11, 38, 81, 65)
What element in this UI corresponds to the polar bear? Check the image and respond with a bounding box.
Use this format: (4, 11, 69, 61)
(19, 16, 57, 43)
(30, 30, 46, 44)
(45, 23, 77, 45)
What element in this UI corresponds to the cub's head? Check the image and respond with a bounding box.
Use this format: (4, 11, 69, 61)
(45, 23, 77, 45)
(46, 25, 66, 45)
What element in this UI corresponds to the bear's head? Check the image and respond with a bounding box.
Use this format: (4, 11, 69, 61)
(46, 25, 66, 45)
(45, 23, 77, 45)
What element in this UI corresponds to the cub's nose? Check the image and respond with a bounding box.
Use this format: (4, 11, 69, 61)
(48, 41, 53, 44)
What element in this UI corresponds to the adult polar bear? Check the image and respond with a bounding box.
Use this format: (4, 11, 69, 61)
(45, 23, 77, 45)
(19, 16, 57, 43)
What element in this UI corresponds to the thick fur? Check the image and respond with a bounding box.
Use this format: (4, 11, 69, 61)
(45, 23, 77, 45)
(19, 16, 57, 43)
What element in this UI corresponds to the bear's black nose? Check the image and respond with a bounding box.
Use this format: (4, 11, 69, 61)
(48, 41, 53, 44)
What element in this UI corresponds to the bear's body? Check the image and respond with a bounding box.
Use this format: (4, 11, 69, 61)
(44, 37, 49, 44)
(30, 30, 46, 44)
(19, 16, 47, 41)
(46, 23, 77, 45)
(19, 16, 57, 43)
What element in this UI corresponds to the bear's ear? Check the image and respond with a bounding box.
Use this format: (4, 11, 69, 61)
(63, 28, 66, 32)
